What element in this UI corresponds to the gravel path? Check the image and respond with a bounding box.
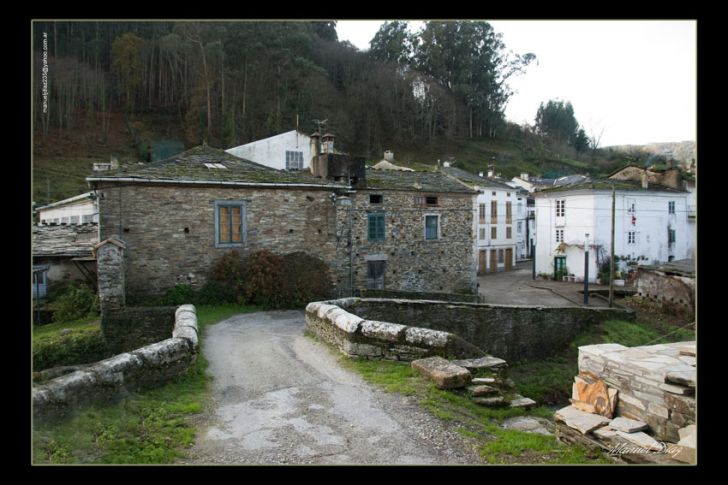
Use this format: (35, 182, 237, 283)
(180, 310, 484, 465)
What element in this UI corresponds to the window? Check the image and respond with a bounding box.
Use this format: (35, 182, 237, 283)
(368, 213, 385, 241)
(491, 227, 497, 239)
(556, 229, 564, 242)
(517, 222, 523, 234)
(492, 191, 496, 196)
(556, 200, 565, 217)
(367, 260, 385, 289)
(82, 214, 94, 224)
(627, 199, 636, 213)
(69, 215, 79, 225)
(669, 201, 675, 214)
(506, 202, 512, 224)
(506, 227, 512, 239)
(507, 192, 511, 197)
(628, 231, 636, 244)
(491, 200, 498, 224)
(369, 194, 383, 204)
(285, 150, 303, 170)
(215, 201, 245, 247)
(425, 215, 439, 240)
(668, 228, 676, 245)
(479, 204, 486, 224)
(479, 228, 486, 240)
(498, 249, 504, 264)
(415, 195, 439, 207)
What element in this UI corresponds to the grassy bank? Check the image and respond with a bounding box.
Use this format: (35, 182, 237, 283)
(339, 357, 607, 464)
(32, 304, 261, 464)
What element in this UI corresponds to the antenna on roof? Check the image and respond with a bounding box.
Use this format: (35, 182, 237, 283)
(312, 118, 328, 133)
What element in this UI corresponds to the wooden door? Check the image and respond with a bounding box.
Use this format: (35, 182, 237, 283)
(505, 248, 513, 271)
(490, 249, 497, 273)
(478, 250, 486, 275)
(367, 260, 385, 289)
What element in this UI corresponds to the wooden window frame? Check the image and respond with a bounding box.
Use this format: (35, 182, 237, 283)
(424, 214, 440, 240)
(368, 212, 385, 241)
(214, 200, 246, 248)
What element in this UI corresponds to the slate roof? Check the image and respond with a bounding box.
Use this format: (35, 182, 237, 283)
(537, 178, 687, 194)
(87, 145, 345, 188)
(441, 167, 514, 189)
(364, 168, 475, 194)
(33, 224, 99, 257)
(639, 259, 695, 278)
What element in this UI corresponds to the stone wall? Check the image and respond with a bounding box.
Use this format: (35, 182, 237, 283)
(102, 306, 177, 354)
(96, 184, 338, 301)
(305, 299, 485, 361)
(578, 342, 696, 442)
(33, 305, 199, 420)
(95, 237, 126, 312)
(637, 269, 695, 314)
(361, 289, 483, 303)
(334, 190, 476, 295)
(340, 298, 634, 362)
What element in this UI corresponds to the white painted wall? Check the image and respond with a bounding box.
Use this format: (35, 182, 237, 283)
(225, 130, 313, 170)
(473, 185, 517, 273)
(535, 190, 690, 282)
(685, 181, 696, 259)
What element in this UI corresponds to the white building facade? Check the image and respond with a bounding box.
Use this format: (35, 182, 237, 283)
(36, 192, 98, 225)
(473, 184, 518, 274)
(225, 130, 313, 171)
(534, 186, 690, 283)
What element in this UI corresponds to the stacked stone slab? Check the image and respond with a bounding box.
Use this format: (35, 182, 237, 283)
(577, 341, 695, 443)
(33, 304, 199, 420)
(305, 299, 484, 361)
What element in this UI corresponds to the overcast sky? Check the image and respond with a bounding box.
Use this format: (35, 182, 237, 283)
(336, 20, 696, 147)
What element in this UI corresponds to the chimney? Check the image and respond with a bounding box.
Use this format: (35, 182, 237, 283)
(487, 165, 495, 178)
(478, 172, 484, 178)
(384, 150, 394, 162)
(310, 132, 321, 157)
(443, 161, 450, 168)
(321, 133, 335, 154)
(641, 170, 649, 189)
(520, 172, 529, 181)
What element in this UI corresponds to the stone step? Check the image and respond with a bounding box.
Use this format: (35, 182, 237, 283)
(466, 384, 499, 397)
(501, 416, 552, 436)
(509, 395, 537, 409)
(451, 356, 508, 376)
(472, 396, 507, 407)
(608, 416, 648, 433)
(554, 405, 611, 435)
(411, 356, 471, 390)
(665, 370, 696, 388)
(615, 431, 663, 451)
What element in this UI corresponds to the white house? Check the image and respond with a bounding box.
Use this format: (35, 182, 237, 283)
(534, 179, 690, 283)
(225, 129, 314, 171)
(685, 177, 696, 260)
(442, 167, 518, 274)
(35, 192, 98, 225)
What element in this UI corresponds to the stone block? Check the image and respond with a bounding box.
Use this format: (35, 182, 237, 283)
(666, 443, 695, 464)
(411, 356, 471, 389)
(659, 382, 694, 396)
(360, 320, 407, 342)
(678, 425, 696, 448)
(466, 385, 498, 397)
(451, 355, 507, 373)
(554, 405, 611, 435)
(501, 416, 552, 436)
(132, 338, 191, 367)
(647, 402, 670, 419)
(405, 327, 449, 349)
(609, 416, 648, 433)
(615, 431, 663, 451)
(509, 396, 537, 409)
(473, 396, 507, 407)
(332, 311, 363, 334)
(664, 393, 696, 416)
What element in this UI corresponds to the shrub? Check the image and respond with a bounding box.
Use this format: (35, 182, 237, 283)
(52, 285, 99, 323)
(195, 280, 237, 305)
(240, 250, 287, 307)
(210, 250, 247, 303)
(33, 327, 111, 371)
(280, 251, 334, 307)
(158, 284, 196, 306)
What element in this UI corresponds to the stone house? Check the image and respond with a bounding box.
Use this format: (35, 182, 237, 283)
(87, 145, 477, 302)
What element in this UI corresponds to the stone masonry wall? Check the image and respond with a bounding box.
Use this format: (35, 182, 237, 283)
(335, 190, 476, 295)
(578, 342, 696, 442)
(95, 238, 126, 312)
(637, 270, 695, 314)
(33, 305, 199, 420)
(345, 299, 634, 362)
(305, 299, 485, 361)
(102, 306, 177, 354)
(97, 183, 338, 301)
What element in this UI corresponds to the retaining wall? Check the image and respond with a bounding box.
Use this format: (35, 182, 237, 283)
(33, 304, 199, 421)
(305, 299, 485, 361)
(341, 298, 634, 362)
(102, 306, 177, 354)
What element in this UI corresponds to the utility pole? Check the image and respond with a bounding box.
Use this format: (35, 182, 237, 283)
(609, 185, 616, 307)
(584, 233, 589, 305)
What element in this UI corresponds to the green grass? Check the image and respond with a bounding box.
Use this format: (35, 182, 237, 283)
(340, 355, 605, 464)
(33, 315, 100, 340)
(33, 316, 111, 372)
(32, 303, 262, 464)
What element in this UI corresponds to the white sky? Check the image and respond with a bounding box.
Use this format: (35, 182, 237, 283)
(336, 20, 696, 147)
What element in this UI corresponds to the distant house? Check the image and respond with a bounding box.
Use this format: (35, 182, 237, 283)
(87, 143, 477, 301)
(32, 223, 99, 298)
(534, 175, 690, 283)
(441, 166, 518, 274)
(35, 192, 98, 225)
(225, 129, 316, 171)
